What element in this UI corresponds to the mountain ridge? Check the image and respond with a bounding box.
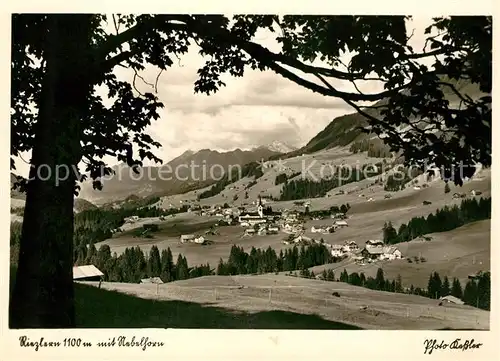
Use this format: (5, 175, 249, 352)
(76, 145, 283, 205)
(282, 77, 485, 159)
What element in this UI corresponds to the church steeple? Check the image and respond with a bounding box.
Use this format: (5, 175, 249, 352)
(257, 195, 264, 218)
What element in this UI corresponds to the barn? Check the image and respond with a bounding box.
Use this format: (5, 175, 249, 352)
(72, 265, 104, 282)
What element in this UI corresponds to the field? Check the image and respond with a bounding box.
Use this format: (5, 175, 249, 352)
(79, 273, 489, 330)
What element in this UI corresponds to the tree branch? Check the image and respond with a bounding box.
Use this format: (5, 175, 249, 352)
(154, 69, 163, 93)
(313, 72, 386, 127)
(94, 15, 191, 74)
(242, 42, 409, 102)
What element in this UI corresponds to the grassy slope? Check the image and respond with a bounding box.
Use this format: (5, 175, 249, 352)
(309, 219, 490, 288)
(9, 266, 357, 329)
(76, 274, 489, 330)
(73, 282, 360, 329)
(9, 261, 488, 330)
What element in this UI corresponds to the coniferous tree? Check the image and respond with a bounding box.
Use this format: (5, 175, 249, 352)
(360, 272, 366, 286)
(463, 279, 479, 307)
(340, 269, 349, 283)
(95, 244, 111, 272)
(147, 245, 161, 277)
(477, 272, 490, 310)
(382, 221, 398, 244)
(395, 274, 403, 293)
(427, 273, 435, 299)
(348, 272, 362, 286)
(397, 224, 409, 243)
(321, 269, 328, 280)
(134, 246, 147, 281)
(384, 279, 391, 292)
(277, 249, 284, 272)
(441, 276, 450, 297)
(175, 254, 187, 280)
(327, 269, 335, 282)
(375, 268, 385, 290)
(427, 272, 442, 299)
(106, 253, 121, 282)
(365, 277, 377, 290)
(85, 241, 97, 265)
(216, 258, 227, 276)
(444, 182, 451, 194)
(160, 248, 174, 282)
(451, 278, 463, 299)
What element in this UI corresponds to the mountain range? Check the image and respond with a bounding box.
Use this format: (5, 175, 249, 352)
(75, 145, 286, 205)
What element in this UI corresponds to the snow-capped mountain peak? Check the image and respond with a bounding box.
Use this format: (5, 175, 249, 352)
(266, 141, 297, 154)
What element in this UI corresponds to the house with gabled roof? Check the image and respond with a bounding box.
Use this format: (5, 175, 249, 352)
(366, 239, 384, 247)
(73, 265, 104, 282)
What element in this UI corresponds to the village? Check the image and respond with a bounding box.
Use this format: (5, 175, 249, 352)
(141, 194, 407, 267)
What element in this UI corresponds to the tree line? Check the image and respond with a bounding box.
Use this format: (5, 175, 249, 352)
(349, 138, 392, 158)
(75, 244, 213, 283)
(198, 161, 264, 199)
(300, 267, 490, 311)
(279, 162, 384, 200)
(275, 171, 301, 185)
(216, 243, 334, 275)
(70, 242, 336, 284)
(384, 166, 424, 191)
(301, 204, 351, 219)
(426, 271, 490, 310)
(382, 197, 491, 245)
(10, 203, 190, 267)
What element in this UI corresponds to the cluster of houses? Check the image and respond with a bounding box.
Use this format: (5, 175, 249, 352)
(244, 223, 280, 236)
(282, 235, 315, 245)
(326, 240, 359, 257)
(281, 211, 305, 234)
(238, 196, 289, 235)
(180, 234, 206, 244)
(358, 239, 402, 263)
(310, 212, 349, 234)
(311, 220, 348, 234)
(325, 239, 403, 264)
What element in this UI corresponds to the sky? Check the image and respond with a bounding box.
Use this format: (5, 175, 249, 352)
(12, 15, 433, 178)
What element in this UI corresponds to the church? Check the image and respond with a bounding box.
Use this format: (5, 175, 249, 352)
(238, 196, 268, 226)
